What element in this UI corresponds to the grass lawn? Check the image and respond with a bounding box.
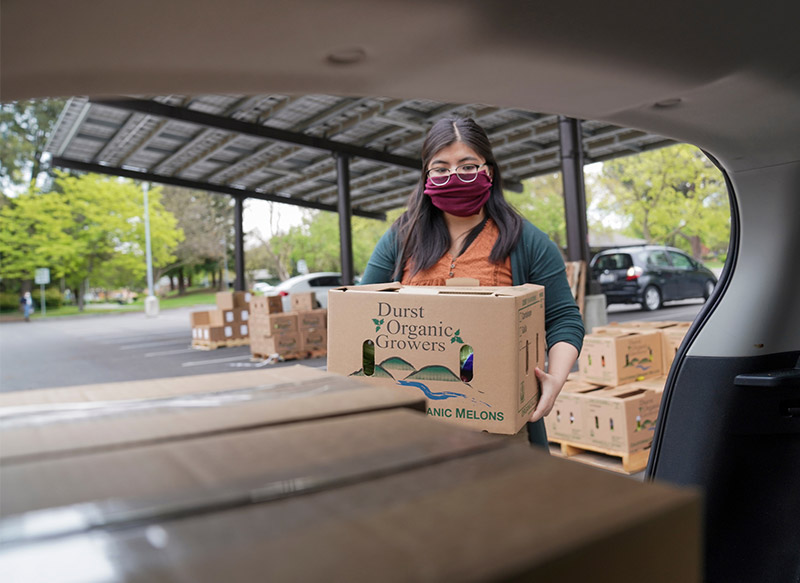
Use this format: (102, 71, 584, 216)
(2, 288, 220, 320)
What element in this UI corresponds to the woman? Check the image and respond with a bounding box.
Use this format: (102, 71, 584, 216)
(360, 117, 584, 448)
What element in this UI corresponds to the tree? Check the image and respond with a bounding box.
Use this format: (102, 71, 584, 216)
(160, 186, 233, 293)
(245, 206, 403, 281)
(592, 144, 729, 259)
(505, 173, 567, 248)
(0, 99, 66, 192)
(0, 173, 183, 310)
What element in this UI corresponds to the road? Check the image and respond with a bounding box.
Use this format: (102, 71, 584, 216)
(0, 305, 326, 393)
(0, 299, 707, 394)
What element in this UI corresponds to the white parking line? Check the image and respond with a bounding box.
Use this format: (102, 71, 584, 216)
(144, 348, 196, 357)
(181, 355, 253, 368)
(119, 339, 191, 350)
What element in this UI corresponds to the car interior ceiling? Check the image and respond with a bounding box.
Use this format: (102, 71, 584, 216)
(2, 1, 798, 582)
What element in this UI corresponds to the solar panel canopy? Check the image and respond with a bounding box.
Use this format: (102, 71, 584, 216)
(47, 94, 674, 218)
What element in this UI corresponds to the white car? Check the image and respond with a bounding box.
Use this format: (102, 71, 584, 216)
(251, 282, 274, 294)
(270, 272, 342, 312)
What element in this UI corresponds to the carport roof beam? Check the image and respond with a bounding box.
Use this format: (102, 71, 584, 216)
(91, 98, 422, 171)
(50, 156, 387, 221)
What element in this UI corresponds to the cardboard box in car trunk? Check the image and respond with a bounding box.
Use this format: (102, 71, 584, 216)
(0, 366, 424, 464)
(578, 329, 663, 386)
(661, 321, 691, 371)
(327, 283, 545, 435)
(545, 379, 607, 443)
(582, 385, 661, 454)
(0, 420, 701, 583)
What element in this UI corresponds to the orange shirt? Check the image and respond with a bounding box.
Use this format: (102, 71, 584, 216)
(402, 218, 513, 286)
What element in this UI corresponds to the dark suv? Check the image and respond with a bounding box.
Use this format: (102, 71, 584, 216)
(590, 245, 718, 311)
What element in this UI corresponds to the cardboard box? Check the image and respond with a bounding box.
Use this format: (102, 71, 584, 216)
(300, 327, 327, 352)
(578, 329, 663, 386)
(297, 309, 327, 329)
(189, 310, 211, 327)
(545, 379, 607, 443)
(291, 291, 316, 312)
(216, 291, 252, 310)
(0, 366, 425, 463)
(208, 309, 233, 326)
(249, 312, 298, 336)
(582, 385, 662, 454)
(192, 325, 234, 343)
(662, 322, 691, 371)
(250, 295, 283, 314)
(626, 375, 668, 394)
(251, 332, 302, 356)
(0, 426, 700, 583)
(327, 283, 545, 434)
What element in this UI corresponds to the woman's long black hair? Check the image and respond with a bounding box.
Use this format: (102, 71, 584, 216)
(392, 117, 523, 280)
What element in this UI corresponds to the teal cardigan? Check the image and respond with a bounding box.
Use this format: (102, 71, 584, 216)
(360, 219, 585, 353)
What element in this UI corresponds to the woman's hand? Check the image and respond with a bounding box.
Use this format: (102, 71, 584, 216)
(529, 366, 564, 422)
(528, 341, 579, 423)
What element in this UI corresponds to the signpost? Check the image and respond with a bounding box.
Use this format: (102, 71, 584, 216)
(34, 268, 50, 316)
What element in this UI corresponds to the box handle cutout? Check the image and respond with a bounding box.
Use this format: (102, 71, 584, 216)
(460, 345, 474, 382)
(362, 339, 375, 376)
(525, 339, 530, 375)
(616, 389, 647, 399)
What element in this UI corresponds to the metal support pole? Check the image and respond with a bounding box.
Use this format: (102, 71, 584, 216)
(234, 195, 245, 291)
(558, 116, 591, 264)
(143, 182, 159, 316)
(336, 154, 355, 286)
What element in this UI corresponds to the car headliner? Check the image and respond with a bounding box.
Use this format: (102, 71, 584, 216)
(2, 0, 799, 355)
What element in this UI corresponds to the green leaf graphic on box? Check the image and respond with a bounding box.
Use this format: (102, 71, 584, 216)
(350, 365, 395, 379)
(405, 365, 462, 382)
(451, 329, 464, 344)
(372, 318, 385, 332)
(379, 357, 415, 372)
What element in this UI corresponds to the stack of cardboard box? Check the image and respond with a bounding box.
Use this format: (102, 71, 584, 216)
(545, 320, 691, 472)
(249, 292, 327, 360)
(190, 291, 252, 349)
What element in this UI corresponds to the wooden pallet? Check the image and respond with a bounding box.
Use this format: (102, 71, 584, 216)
(549, 439, 650, 475)
(250, 349, 327, 362)
(191, 338, 250, 350)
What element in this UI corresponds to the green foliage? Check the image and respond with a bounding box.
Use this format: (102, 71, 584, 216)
(248, 207, 404, 279)
(0, 99, 66, 192)
(0, 292, 20, 311)
(0, 173, 183, 308)
(505, 173, 567, 247)
(592, 144, 730, 258)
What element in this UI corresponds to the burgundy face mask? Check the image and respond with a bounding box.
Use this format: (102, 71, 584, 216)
(423, 172, 492, 217)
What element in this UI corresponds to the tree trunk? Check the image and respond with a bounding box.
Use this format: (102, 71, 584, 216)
(169, 276, 175, 291)
(187, 272, 193, 288)
(178, 267, 186, 295)
(211, 270, 217, 288)
(690, 235, 703, 259)
(78, 279, 86, 312)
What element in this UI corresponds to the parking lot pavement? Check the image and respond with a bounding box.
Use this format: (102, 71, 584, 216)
(0, 306, 326, 393)
(0, 299, 705, 394)
(606, 298, 706, 323)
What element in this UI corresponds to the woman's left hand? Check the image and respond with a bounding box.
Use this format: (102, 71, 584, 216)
(528, 366, 565, 423)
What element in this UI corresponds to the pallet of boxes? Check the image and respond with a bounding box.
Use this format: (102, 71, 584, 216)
(249, 292, 327, 361)
(545, 320, 691, 474)
(190, 291, 252, 349)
